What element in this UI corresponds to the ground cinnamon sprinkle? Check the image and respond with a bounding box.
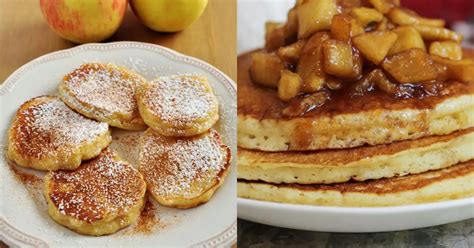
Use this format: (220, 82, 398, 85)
(9, 161, 42, 187)
(136, 200, 160, 234)
(8, 161, 44, 207)
(124, 198, 164, 235)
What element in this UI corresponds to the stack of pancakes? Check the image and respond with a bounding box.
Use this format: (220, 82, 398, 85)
(237, 49, 474, 207)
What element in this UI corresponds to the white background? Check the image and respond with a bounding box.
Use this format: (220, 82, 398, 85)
(237, 0, 295, 53)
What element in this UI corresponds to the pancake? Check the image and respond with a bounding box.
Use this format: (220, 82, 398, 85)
(238, 50, 474, 151)
(7, 96, 111, 171)
(59, 63, 147, 130)
(44, 149, 146, 236)
(136, 75, 219, 137)
(139, 128, 231, 209)
(238, 159, 474, 207)
(238, 128, 474, 184)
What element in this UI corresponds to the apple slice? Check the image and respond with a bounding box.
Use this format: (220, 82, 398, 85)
(414, 25, 463, 42)
(431, 56, 474, 82)
(278, 40, 306, 63)
(249, 52, 284, 88)
(330, 14, 364, 42)
(322, 40, 354, 78)
(388, 8, 445, 27)
(297, 0, 337, 38)
(352, 31, 398, 64)
(382, 48, 446, 83)
(368, 0, 400, 14)
(350, 7, 384, 27)
(388, 26, 426, 55)
(297, 32, 330, 80)
(278, 70, 303, 102)
(429, 41, 462, 60)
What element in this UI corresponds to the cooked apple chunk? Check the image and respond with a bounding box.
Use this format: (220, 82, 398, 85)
(369, 0, 400, 14)
(389, 26, 426, 55)
(445, 60, 474, 82)
(265, 24, 285, 51)
(414, 25, 463, 43)
(278, 40, 306, 63)
(265, 22, 282, 35)
(297, 32, 330, 81)
(431, 56, 474, 82)
(297, 0, 337, 38)
(375, 17, 390, 31)
(322, 40, 354, 78)
(265, 7, 298, 51)
(383, 48, 447, 83)
(326, 78, 343, 90)
(249, 52, 284, 88)
(301, 73, 326, 93)
(388, 8, 445, 27)
(297, 33, 332, 93)
(429, 41, 462, 60)
(286, 6, 299, 38)
(370, 69, 397, 93)
(352, 31, 398, 64)
(350, 7, 384, 27)
(330, 14, 364, 42)
(278, 70, 303, 101)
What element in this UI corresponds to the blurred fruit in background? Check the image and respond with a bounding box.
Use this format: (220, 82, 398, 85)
(39, 0, 127, 43)
(130, 0, 208, 32)
(402, 0, 473, 25)
(402, 0, 474, 47)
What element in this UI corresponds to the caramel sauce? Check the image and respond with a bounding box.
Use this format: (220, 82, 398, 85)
(292, 120, 315, 148)
(238, 51, 474, 120)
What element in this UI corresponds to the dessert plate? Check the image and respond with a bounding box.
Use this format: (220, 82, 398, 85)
(0, 42, 236, 247)
(238, 197, 474, 232)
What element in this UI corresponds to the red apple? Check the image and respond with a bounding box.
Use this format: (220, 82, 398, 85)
(39, 0, 127, 43)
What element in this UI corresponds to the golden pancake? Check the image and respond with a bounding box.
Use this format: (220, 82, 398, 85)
(44, 149, 146, 236)
(136, 75, 219, 137)
(139, 128, 231, 209)
(238, 50, 474, 151)
(59, 63, 147, 130)
(238, 128, 474, 184)
(7, 96, 111, 171)
(238, 160, 474, 207)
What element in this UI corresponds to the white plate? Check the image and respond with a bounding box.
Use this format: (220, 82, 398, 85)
(238, 197, 474, 232)
(0, 42, 237, 248)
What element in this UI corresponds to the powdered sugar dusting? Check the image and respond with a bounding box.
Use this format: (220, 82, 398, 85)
(139, 130, 229, 198)
(63, 63, 144, 116)
(48, 149, 145, 223)
(13, 96, 108, 158)
(142, 76, 218, 126)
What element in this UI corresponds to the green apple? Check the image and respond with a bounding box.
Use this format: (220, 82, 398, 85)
(130, 0, 208, 32)
(39, 0, 127, 43)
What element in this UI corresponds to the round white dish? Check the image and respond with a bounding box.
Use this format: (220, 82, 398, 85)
(238, 197, 474, 232)
(0, 41, 236, 248)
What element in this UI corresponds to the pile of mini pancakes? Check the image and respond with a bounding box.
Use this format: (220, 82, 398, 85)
(237, 2, 474, 207)
(6, 63, 230, 236)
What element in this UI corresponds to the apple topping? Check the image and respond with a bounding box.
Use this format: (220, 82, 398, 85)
(249, 52, 284, 88)
(382, 48, 447, 84)
(249, 0, 469, 115)
(352, 31, 398, 64)
(297, 0, 337, 39)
